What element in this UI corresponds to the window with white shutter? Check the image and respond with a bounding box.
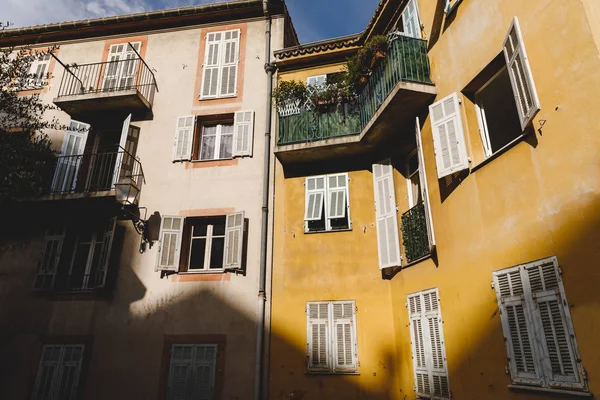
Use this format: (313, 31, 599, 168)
(167, 344, 217, 400)
(173, 116, 195, 162)
(429, 93, 469, 179)
(200, 29, 240, 99)
(35, 227, 65, 290)
(408, 288, 450, 399)
(156, 216, 184, 272)
(223, 211, 244, 270)
(233, 110, 254, 157)
(32, 344, 85, 400)
(401, 0, 421, 38)
(372, 161, 401, 269)
(304, 174, 351, 233)
(493, 257, 587, 392)
(26, 52, 51, 89)
(306, 300, 357, 373)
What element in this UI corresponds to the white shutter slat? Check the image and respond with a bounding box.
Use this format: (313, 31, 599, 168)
(305, 177, 326, 221)
(219, 29, 240, 97)
(200, 33, 221, 99)
(415, 117, 436, 249)
(233, 110, 254, 157)
(503, 17, 541, 131)
(372, 161, 401, 269)
(326, 174, 348, 220)
(168, 345, 194, 400)
(307, 302, 330, 371)
(156, 216, 184, 272)
(332, 301, 357, 371)
(173, 115, 195, 161)
(223, 211, 244, 269)
(429, 93, 469, 179)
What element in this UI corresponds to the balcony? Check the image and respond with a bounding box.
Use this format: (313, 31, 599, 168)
(275, 34, 437, 164)
(53, 54, 157, 122)
(400, 202, 432, 264)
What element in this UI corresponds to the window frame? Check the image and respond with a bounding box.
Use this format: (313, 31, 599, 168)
(405, 150, 422, 208)
(198, 122, 234, 161)
(401, 0, 421, 39)
(303, 173, 351, 233)
(26, 52, 52, 89)
(31, 344, 86, 400)
(199, 29, 241, 100)
(166, 344, 218, 400)
(185, 216, 227, 273)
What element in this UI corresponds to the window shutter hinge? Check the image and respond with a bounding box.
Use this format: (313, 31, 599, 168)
(558, 266, 563, 276)
(405, 302, 408, 308)
(490, 281, 495, 289)
(505, 365, 510, 374)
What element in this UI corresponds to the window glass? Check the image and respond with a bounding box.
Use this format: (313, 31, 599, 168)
(199, 124, 234, 161)
(186, 216, 227, 270)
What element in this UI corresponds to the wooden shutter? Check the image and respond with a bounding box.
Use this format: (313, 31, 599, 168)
(326, 174, 348, 220)
(200, 32, 222, 99)
(503, 17, 541, 131)
(35, 227, 65, 290)
(429, 93, 469, 178)
(173, 116, 195, 161)
(233, 110, 254, 157)
(32, 345, 84, 400)
(306, 302, 331, 371)
(304, 176, 326, 221)
(220, 30, 240, 97)
(408, 289, 450, 398)
(156, 216, 184, 272)
(191, 345, 217, 400)
(223, 211, 244, 270)
(372, 161, 401, 269)
(493, 266, 542, 385)
(415, 118, 436, 250)
(332, 301, 357, 372)
(167, 345, 194, 400)
(93, 217, 117, 288)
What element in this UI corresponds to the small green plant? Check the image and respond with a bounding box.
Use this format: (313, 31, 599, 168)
(366, 35, 389, 55)
(272, 79, 308, 108)
(345, 35, 390, 89)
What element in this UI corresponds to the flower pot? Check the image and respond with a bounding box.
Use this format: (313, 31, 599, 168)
(370, 50, 387, 69)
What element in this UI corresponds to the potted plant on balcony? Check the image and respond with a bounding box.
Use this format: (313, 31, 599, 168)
(366, 35, 390, 69)
(272, 79, 309, 115)
(345, 49, 371, 90)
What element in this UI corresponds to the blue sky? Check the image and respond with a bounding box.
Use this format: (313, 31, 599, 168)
(1, 0, 380, 44)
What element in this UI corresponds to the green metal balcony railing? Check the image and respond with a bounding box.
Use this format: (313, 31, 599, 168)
(401, 202, 432, 263)
(277, 34, 432, 146)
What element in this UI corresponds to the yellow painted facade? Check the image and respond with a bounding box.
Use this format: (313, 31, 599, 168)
(271, 0, 600, 399)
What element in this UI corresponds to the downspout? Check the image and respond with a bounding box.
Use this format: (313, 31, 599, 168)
(254, 0, 275, 399)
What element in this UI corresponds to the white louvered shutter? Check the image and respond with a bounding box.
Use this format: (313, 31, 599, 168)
(223, 211, 244, 269)
(372, 161, 401, 269)
(191, 345, 217, 400)
(35, 227, 65, 290)
(332, 301, 357, 372)
(503, 17, 541, 131)
(156, 216, 184, 272)
(493, 266, 542, 385)
(307, 302, 330, 371)
(408, 293, 429, 395)
(305, 176, 326, 221)
(200, 32, 222, 99)
(429, 93, 469, 178)
(220, 29, 240, 97)
(415, 117, 435, 249)
(326, 174, 348, 220)
(32, 345, 84, 400)
(173, 116, 195, 161)
(112, 114, 132, 186)
(168, 345, 194, 400)
(233, 110, 254, 157)
(93, 217, 117, 288)
(103, 44, 123, 91)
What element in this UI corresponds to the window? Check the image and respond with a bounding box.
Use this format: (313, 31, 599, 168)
(200, 29, 240, 99)
(306, 301, 358, 373)
(156, 212, 245, 273)
(172, 111, 254, 162)
(32, 344, 85, 400)
(372, 161, 401, 269)
(25, 52, 51, 89)
(34, 218, 117, 291)
(407, 288, 450, 399)
(102, 42, 141, 91)
(304, 173, 351, 232)
(401, 0, 421, 38)
(167, 344, 217, 400)
(306, 74, 326, 88)
(492, 257, 587, 392)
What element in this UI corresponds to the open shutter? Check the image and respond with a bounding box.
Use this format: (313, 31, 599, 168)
(113, 114, 132, 186)
(326, 174, 348, 220)
(220, 30, 240, 97)
(524, 258, 585, 389)
(156, 216, 184, 272)
(223, 211, 244, 270)
(304, 176, 326, 221)
(503, 17, 541, 131)
(173, 116, 195, 161)
(332, 301, 357, 372)
(191, 345, 217, 400)
(415, 118, 435, 250)
(493, 266, 542, 385)
(306, 302, 331, 372)
(168, 345, 194, 400)
(93, 217, 117, 288)
(429, 93, 469, 178)
(372, 161, 401, 269)
(200, 33, 222, 99)
(35, 227, 65, 290)
(233, 110, 254, 157)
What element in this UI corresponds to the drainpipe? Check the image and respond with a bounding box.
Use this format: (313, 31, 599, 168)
(254, 0, 275, 399)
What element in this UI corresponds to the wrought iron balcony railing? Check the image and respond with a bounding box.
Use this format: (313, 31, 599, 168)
(49, 148, 145, 203)
(277, 34, 432, 146)
(400, 202, 432, 263)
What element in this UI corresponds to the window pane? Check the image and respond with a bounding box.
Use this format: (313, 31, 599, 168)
(70, 242, 90, 289)
(219, 134, 233, 159)
(209, 237, 225, 269)
(189, 238, 207, 270)
(192, 220, 208, 237)
(212, 218, 226, 236)
(200, 126, 217, 160)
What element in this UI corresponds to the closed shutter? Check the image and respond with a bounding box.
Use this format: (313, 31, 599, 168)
(223, 211, 244, 270)
(35, 227, 65, 290)
(220, 30, 240, 97)
(304, 176, 326, 221)
(326, 174, 348, 219)
(156, 216, 184, 272)
(32, 345, 84, 400)
(173, 116, 195, 161)
(332, 301, 357, 371)
(415, 117, 435, 249)
(408, 289, 450, 399)
(429, 93, 469, 178)
(200, 33, 222, 99)
(93, 217, 117, 288)
(191, 345, 217, 400)
(168, 345, 194, 400)
(372, 161, 401, 269)
(503, 17, 541, 131)
(233, 110, 254, 157)
(306, 302, 330, 371)
(102, 44, 123, 90)
(56, 345, 85, 400)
